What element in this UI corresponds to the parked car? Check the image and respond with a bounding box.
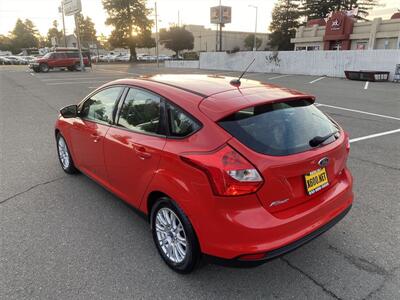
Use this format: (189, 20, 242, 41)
(0, 56, 11, 65)
(115, 54, 130, 62)
(30, 51, 91, 72)
(55, 75, 353, 273)
(22, 56, 36, 64)
(5, 56, 22, 65)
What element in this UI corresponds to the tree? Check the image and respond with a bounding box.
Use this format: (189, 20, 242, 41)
(244, 34, 262, 50)
(75, 13, 97, 48)
(102, 0, 154, 61)
(269, 0, 301, 51)
(0, 35, 12, 51)
(9, 19, 39, 53)
(47, 20, 64, 47)
(302, 0, 379, 20)
(159, 26, 194, 56)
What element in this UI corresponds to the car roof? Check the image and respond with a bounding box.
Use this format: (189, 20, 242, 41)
(144, 74, 264, 97)
(104, 75, 314, 121)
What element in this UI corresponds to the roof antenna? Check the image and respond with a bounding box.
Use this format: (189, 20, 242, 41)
(230, 58, 256, 87)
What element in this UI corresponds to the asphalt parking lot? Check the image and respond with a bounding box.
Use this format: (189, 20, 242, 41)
(1, 63, 399, 299)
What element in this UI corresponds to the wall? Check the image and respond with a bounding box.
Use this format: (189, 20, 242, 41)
(165, 60, 200, 68)
(195, 50, 400, 80)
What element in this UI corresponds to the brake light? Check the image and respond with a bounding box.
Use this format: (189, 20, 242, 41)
(181, 145, 263, 196)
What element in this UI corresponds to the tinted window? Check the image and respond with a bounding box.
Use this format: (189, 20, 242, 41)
(167, 103, 200, 137)
(81, 87, 122, 124)
(54, 53, 65, 59)
(66, 52, 79, 58)
(219, 100, 339, 156)
(117, 88, 161, 134)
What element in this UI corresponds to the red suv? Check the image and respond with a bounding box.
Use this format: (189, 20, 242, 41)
(30, 51, 90, 72)
(55, 75, 353, 273)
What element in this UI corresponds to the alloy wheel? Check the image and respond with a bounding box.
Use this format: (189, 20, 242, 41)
(155, 207, 187, 263)
(58, 137, 70, 169)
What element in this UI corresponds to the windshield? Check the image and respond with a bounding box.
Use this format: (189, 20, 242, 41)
(42, 53, 53, 59)
(219, 99, 339, 156)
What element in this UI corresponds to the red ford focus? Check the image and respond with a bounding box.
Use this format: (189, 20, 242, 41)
(55, 75, 353, 273)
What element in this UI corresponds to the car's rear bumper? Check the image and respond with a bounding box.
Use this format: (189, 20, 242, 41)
(194, 168, 353, 260)
(205, 204, 352, 267)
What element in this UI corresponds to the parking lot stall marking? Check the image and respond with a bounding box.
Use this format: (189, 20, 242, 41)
(40, 76, 121, 82)
(309, 76, 326, 84)
(46, 81, 110, 86)
(364, 81, 369, 89)
(267, 74, 292, 80)
(349, 128, 400, 143)
(318, 104, 400, 121)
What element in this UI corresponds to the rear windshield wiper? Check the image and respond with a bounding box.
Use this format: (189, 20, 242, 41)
(309, 131, 339, 147)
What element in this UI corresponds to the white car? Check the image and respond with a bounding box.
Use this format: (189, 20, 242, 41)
(115, 54, 130, 62)
(5, 56, 22, 65)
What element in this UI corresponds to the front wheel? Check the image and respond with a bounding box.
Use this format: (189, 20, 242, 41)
(40, 63, 49, 73)
(151, 198, 201, 273)
(56, 133, 78, 174)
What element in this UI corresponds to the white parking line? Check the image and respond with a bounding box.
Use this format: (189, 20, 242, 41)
(46, 81, 109, 86)
(318, 104, 400, 121)
(309, 76, 326, 84)
(268, 74, 291, 80)
(40, 76, 120, 82)
(364, 81, 369, 89)
(350, 128, 400, 143)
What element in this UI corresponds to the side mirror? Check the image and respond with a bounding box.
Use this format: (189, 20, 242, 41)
(60, 104, 78, 118)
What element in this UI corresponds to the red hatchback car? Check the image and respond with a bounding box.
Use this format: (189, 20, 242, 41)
(55, 75, 353, 273)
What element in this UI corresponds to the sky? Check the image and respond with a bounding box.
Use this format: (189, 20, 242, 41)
(0, 0, 399, 36)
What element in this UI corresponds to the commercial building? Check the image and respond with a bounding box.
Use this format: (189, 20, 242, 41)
(291, 12, 400, 51)
(137, 24, 270, 55)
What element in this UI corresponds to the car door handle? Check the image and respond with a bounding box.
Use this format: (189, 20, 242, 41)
(90, 134, 101, 143)
(134, 146, 152, 159)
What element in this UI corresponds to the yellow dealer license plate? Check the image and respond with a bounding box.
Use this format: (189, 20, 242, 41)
(305, 168, 329, 195)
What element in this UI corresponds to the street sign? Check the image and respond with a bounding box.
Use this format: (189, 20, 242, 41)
(210, 6, 231, 24)
(63, 0, 81, 16)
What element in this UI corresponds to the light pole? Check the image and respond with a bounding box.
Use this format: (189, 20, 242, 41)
(249, 5, 258, 51)
(155, 1, 159, 68)
(59, 3, 67, 47)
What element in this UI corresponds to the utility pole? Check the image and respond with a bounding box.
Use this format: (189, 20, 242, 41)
(219, 0, 222, 51)
(155, 1, 159, 68)
(59, 3, 67, 47)
(215, 24, 218, 51)
(74, 14, 85, 71)
(249, 5, 258, 51)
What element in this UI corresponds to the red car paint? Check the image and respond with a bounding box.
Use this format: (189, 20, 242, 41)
(55, 75, 353, 261)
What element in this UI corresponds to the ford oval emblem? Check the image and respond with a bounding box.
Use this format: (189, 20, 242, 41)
(318, 157, 329, 167)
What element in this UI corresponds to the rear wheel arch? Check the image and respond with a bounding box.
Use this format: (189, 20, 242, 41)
(147, 191, 170, 222)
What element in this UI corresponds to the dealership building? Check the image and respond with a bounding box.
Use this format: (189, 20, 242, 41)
(291, 12, 400, 51)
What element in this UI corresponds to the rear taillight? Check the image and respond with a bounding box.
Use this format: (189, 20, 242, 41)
(181, 145, 263, 196)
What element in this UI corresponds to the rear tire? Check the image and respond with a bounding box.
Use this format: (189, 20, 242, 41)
(74, 62, 82, 71)
(56, 133, 78, 174)
(151, 197, 201, 274)
(40, 63, 49, 73)
(67, 66, 74, 71)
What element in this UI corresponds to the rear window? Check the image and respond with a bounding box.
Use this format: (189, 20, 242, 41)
(219, 100, 339, 156)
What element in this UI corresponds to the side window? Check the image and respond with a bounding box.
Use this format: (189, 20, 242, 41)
(54, 53, 65, 59)
(166, 103, 200, 137)
(80, 87, 122, 124)
(117, 88, 161, 134)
